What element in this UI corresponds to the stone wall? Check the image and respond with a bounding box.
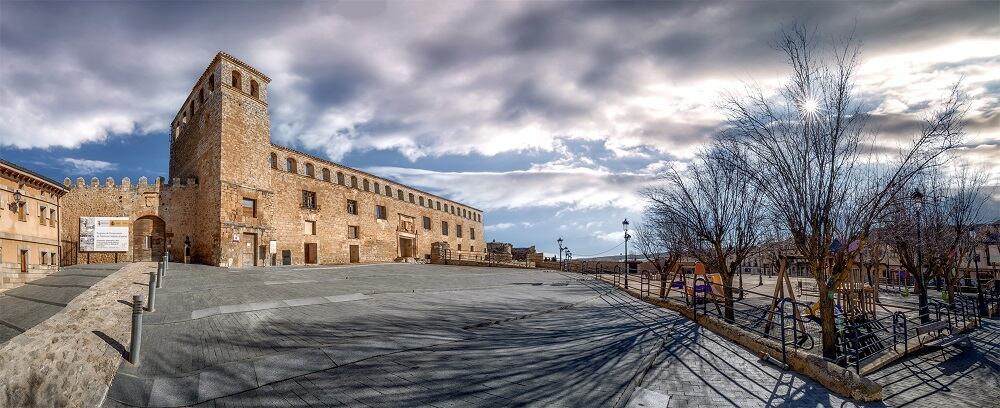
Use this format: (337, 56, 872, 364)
(59, 177, 165, 265)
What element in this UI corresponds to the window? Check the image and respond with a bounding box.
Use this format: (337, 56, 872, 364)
(304, 220, 316, 235)
(286, 157, 297, 173)
(397, 190, 404, 200)
(50, 253, 56, 266)
(49, 209, 56, 226)
(408, 193, 414, 203)
(39, 205, 46, 224)
(385, 186, 392, 197)
(337, 172, 345, 185)
(17, 202, 25, 222)
(250, 80, 259, 98)
(241, 198, 257, 218)
(41, 252, 48, 265)
(423, 216, 431, 230)
(190, 100, 195, 114)
(351, 176, 358, 188)
(143, 236, 152, 250)
(375, 205, 387, 220)
(458, 244, 462, 251)
(374, 182, 380, 194)
(457, 225, 463, 238)
(347, 200, 358, 215)
(305, 163, 315, 177)
(470, 227, 476, 240)
(232, 70, 242, 89)
(269, 153, 278, 169)
(436, 201, 441, 210)
(441, 221, 449, 236)
(199, 88, 205, 103)
(209, 74, 215, 91)
(322, 168, 331, 182)
(363, 179, 370, 191)
(419, 196, 424, 206)
(301, 190, 317, 209)
(348, 225, 359, 239)
(470, 246, 474, 253)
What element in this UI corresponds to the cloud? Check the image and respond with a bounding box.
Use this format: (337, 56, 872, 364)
(60, 158, 117, 174)
(2, 1, 996, 169)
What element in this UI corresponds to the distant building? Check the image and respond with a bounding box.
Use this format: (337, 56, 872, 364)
(1, 159, 68, 291)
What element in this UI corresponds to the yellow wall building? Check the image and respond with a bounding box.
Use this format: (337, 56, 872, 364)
(0, 159, 67, 292)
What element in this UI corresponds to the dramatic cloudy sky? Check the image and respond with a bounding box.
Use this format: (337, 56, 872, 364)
(1, 1, 998, 257)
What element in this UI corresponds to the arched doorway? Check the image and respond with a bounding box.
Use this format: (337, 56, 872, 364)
(132, 215, 166, 262)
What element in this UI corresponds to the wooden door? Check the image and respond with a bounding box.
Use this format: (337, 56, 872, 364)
(241, 233, 257, 267)
(20, 250, 28, 273)
(304, 243, 318, 264)
(349, 245, 360, 263)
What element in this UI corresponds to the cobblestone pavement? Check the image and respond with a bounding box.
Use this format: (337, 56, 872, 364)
(101, 263, 998, 407)
(0, 264, 124, 343)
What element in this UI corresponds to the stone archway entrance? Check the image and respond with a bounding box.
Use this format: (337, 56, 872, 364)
(132, 215, 166, 262)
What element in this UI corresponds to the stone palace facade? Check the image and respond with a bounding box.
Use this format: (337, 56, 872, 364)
(59, 52, 484, 267)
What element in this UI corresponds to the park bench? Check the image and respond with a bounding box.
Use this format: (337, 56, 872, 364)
(915, 319, 969, 348)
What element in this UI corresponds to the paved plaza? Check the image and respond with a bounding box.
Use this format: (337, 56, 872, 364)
(59, 263, 997, 407)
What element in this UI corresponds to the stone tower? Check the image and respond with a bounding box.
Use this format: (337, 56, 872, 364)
(167, 52, 273, 266)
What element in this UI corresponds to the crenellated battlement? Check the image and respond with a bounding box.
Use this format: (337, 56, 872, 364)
(61, 176, 200, 191)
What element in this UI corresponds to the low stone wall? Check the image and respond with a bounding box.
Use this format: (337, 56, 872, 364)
(0, 263, 153, 407)
(596, 276, 884, 402)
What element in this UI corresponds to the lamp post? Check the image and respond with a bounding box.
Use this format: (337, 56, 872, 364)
(557, 237, 564, 271)
(972, 229, 985, 316)
(623, 219, 630, 288)
(912, 189, 929, 323)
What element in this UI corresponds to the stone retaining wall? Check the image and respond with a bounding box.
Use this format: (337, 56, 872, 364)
(0, 263, 152, 407)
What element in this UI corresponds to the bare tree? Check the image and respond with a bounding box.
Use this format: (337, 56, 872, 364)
(888, 166, 988, 319)
(644, 147, 764, 320)
(717, 25, 967, 357)
(632, 213, 684, 298)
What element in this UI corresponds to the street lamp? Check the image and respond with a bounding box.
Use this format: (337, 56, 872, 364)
(971, 229, 985, 316)
(623, 219, 630, 288)
(912, 189, 929, 323)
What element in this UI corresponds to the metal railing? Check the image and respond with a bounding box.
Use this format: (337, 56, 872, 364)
(437, 249, 533, 268)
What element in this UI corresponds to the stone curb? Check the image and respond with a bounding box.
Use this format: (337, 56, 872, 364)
(0, 263, 152, 408)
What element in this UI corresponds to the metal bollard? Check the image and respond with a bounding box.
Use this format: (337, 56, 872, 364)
(156, 262, 163, 289)
(130, 294, 144, 364)
(147, 272, 156, 312)
(162, 254, 168, 276)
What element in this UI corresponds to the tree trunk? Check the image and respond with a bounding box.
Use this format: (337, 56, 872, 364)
(659, 272, 667, 298)
(818, 281, 838, 359)
(723, 274, 735, 321)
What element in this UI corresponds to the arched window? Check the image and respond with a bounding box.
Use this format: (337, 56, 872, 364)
(286, 157, 297, 173)
(350, 176, 358, 188)
(199, 88, 205, 103)
(322, 168, 331, 182)
(190, 100, 195, 114)
(363, 179, 369, 191)
(209, 74, 216, 91)
(337, 172, 345, 185)
(269, 153, 278, 169)
(408, 193, 414, 203)
(397, 190, 404, 200)
(374, 182, 380, 193)
(304, 163, 315, 177)
(385, 186, 392, 197)
(231, 70, 242, 89)
(250, 80, 259, 99)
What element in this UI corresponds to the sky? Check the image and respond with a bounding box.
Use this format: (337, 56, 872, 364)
(1, 1, 998, 258)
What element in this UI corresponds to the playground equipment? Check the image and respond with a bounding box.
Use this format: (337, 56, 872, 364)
(684, 263, 725, 302)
